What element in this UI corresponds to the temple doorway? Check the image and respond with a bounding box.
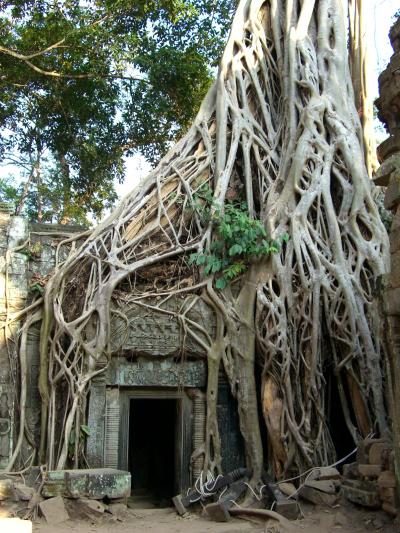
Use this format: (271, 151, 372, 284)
(128, 398, 176, 504)
(117, 388, 193, 505)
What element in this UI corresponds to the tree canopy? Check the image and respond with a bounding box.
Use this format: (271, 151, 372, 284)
(0, 0, 235, 224)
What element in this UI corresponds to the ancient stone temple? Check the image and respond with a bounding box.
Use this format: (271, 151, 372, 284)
(0, 205, 244, 500)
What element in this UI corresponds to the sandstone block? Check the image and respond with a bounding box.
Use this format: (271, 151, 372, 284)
(379, 486, 396, 504)
(299, 485, 339, 506)
(386, 288, 400, 316)
(343, 462, 359, 479)
(341, 482, 380, 508)
(392, 209, 400, 231)
(378, 470, 396, 488)
(357, 438, 386, 464)
(390, 249, 400, 288)
(358, 464, 382, 478)
(385, 178, 400, 210)
(39, 496, 69, 525)
(274, 499, 300, 520)
(308, 467, 341, 481)
(277, 482, 297, 498)
(0, 479, 14, 501)
(305, 479, 338, 494)
(369, 442, 391, 465)
(390, 226, 400, 254)
(42, 468, 131, 500)
(14, 483, 35, 501)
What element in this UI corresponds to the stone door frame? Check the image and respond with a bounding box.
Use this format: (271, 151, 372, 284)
(118, 388, 193, 493)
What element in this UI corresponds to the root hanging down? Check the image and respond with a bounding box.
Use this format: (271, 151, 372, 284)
(14, 0, 389, 481)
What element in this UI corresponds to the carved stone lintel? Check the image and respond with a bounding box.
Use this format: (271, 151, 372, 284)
(107, 359, 206, 388)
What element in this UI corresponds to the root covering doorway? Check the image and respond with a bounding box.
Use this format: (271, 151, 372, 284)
(119, 389, 192, 502)
(129, 398, 176, 504)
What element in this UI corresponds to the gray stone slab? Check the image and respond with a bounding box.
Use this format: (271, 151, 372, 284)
(42, 468, 131, 500)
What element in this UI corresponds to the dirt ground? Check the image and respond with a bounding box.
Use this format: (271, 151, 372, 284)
(31, 499, 399, 533)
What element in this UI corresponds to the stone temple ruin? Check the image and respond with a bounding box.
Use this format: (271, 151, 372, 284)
(0, 207, 244, 502)
(1, 3, 400, 528)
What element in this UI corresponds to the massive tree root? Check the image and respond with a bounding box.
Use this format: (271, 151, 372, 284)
(12, 0, 389, 481)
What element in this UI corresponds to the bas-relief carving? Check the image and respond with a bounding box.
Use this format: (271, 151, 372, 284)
(107, 359, 207, 388)
(86, 375, 106, 468)
(110, 296, 215, 357)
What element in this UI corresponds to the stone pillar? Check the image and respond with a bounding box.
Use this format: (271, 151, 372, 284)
(375, 16, 400, 504)
(86, 374, 106, 467)
(0, 203, 29, 469)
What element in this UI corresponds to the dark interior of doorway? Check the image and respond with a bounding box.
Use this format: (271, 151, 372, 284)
(129, 398, 176, 507)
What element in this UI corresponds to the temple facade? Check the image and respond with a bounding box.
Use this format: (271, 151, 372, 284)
(0, 206, 244, 499)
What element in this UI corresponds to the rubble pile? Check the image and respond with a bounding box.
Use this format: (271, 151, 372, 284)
(341, 438, 398, 516)
(0, 468, 131, 527)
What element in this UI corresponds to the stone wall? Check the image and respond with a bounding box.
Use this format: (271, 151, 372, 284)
(375, 16, 400, 503)
(0, 209, 244, 483)
(0, 207, 84, 468)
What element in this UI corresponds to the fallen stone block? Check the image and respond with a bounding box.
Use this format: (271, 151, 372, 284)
(14, 483, 35, 501)
(378, 470, 396, 488)
(308, 467, 341, 481)
(273, 498, 300, 520)
(358, 464, 382, 478)
(0, 479, 14, 501)
(299, 485, 339, 506)
(205, 501, 231, 522)
(341, 482, 380, 508)
(205, 479, 249, 522)
(42, 468, 131, 500)
(264, 481, 300, 519)
(39, 496, 69, 525)
(276, 482, 297, 498)
(304, 479, 338, 494)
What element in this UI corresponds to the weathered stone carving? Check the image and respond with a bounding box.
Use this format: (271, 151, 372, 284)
(86, 375, 107, 468)
(107, 358, 207, 388)
(110, 296, 215, 357)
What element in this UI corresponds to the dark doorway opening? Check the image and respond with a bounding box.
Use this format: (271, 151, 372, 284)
(128, 398, 176, 506)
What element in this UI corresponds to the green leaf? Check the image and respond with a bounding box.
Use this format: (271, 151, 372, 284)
(195, 255, 207, 266)
(228, 244, 242, 256)
(81, 424, 91, 436)
(215, 278, 227, 290)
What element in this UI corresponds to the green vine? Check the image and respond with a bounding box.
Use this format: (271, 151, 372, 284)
(189, 187, 287, 289)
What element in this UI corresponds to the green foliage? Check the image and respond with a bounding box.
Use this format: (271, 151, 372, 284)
(189, 188, 288, 289)
(68, 424, 91, 462)
(0, 0, 235, 222)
